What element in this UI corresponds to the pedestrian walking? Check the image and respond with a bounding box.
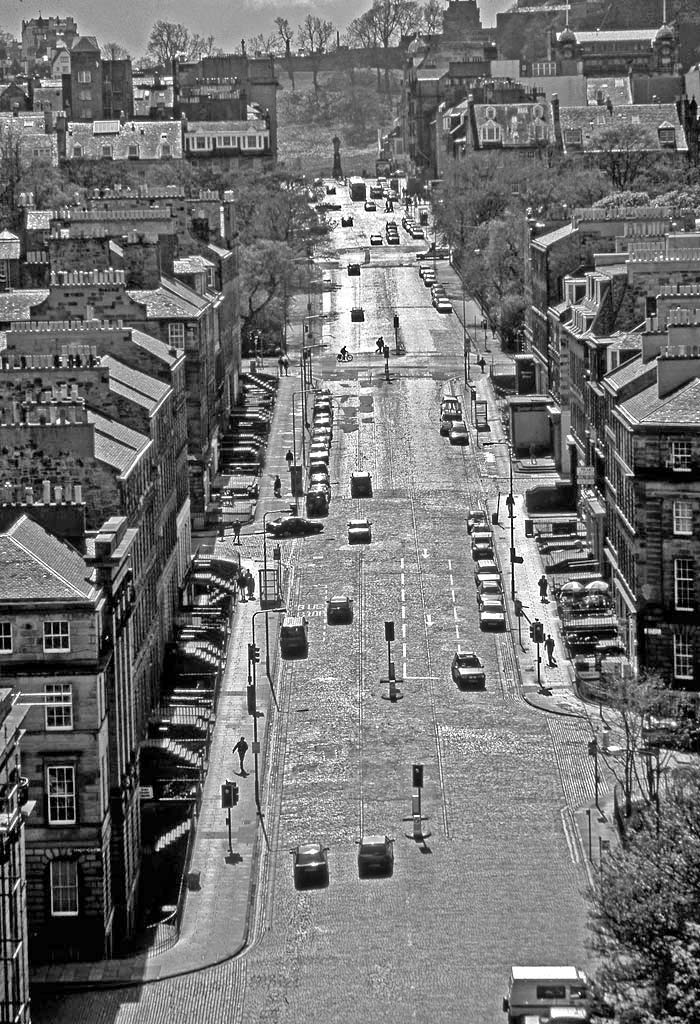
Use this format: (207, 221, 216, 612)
(478, 356, 486, 374)
(538, 574, 549, 602)
(282, 354, 289, 376)
(376, 336, 384, 353)
(232, 520, 241, 544)
(232, 735, 249, 773)
(273, 475, 282, 498)
(238, 568, 247, 602)
(246, 569, 255, 602)
(285, 449, 294, 469)
(529, 443, 536, 463)
(481, 317, 487, 331)
(277, 355, 284, 377)
(545, 634, 557, 667)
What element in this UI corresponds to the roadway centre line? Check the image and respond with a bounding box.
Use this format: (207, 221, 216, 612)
(400, 557, 407, 676)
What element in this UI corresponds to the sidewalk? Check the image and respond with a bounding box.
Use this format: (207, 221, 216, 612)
(31, 374, 301, 993)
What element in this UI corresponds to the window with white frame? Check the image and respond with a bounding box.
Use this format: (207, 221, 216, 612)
(674, 558, 694, 610)
(50, 859, 79, 915)
(670, 440, 691, 470)
(0, 622, 11, 653)
(127, 143, 139, 159)
(673, 633, 694, 680)
(43, 620, 70, 651)
(480, 121, 501, 143)
(673, 500, 693, 536)
(77, 70, 92, 83)
(47, 765, 76, 824)
(247, 135, 257, 148)
(168, 322, 185, 348)
(45, 683, 73, 730)
(195, 136, 206, 149)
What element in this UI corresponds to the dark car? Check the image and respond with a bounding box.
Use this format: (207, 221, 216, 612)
(266, 516, 324, 538)
(357, 834, 394, 877)
(467, 509, 488, 534)
(341, 215, 354, 227)
(348, 263, 361, 276)
(450, 650, 486, 689)
(292, 842, 329, 888)
(449, 422, 470, 446)
(348, 518, 372, 544)
(327, 594, 353, 624)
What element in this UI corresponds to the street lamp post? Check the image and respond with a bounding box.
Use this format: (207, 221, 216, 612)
(483, 440, 519, 601)
(261, 509, 286, 606)
(461, 283, 471, 386)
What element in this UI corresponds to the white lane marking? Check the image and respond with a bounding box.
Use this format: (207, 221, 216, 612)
(561, 807, 580, 864)
(425, 614, 433, 627)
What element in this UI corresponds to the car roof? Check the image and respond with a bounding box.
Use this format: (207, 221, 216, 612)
(454, 650, 478, 658)
(360, 834, 389, 846)
(348, 518, 370, 526)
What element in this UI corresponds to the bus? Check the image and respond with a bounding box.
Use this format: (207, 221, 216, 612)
(349, 176, 366, 201)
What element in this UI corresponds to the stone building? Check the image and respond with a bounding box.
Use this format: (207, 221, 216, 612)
(0, 687, 31, 1020)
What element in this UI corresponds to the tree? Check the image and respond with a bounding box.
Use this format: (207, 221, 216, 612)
(275, 17, 296, 91)
(419, 0, 445, 35)
(247, 33, 280, 56)
(369, 0, 420, 91)
(587, 768, 700, 1022)
(101, 41, 130, 60)
(346, 11, 381, 88)
(296, 15, 336, 95)
(591, 123, 658, 191)
(145, 21, 219, 65)
(0, 120, 29, 230)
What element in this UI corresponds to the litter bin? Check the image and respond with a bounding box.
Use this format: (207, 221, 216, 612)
(524, 519, 534, 537)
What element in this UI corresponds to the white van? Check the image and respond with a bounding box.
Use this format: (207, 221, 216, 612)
(503, 966, 589, 1023)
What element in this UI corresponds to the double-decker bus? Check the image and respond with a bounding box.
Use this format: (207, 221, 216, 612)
(349, 176, 366, 201)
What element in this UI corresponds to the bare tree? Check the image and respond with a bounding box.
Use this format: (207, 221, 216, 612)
(275, 17, 296, 91)
(369, 0, 419, 91)
(296, 15, 335, 95)
(346, 11, 381, 88)
(420, 0, 445, 34)
(591, 123, 657, 191)
(101, 41, 130, 61)
(145, 21, 219, 65)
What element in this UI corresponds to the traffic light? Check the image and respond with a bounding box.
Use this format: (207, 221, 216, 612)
(393, 314, 400, 330)
(384, 621, 395, 643)
(588, 738, 598, 757)
(221, 781, 239, 808)
(510, 549, 524, 564)
(246, 684, 256, 716)
(529, 620, 544, 644)
(248, 643, 260, 664)
(514, 598, 523, 617)
(412, 763, 424, 789)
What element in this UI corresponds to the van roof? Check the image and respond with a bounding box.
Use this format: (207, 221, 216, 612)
(281, 616, 307, 628)
(511, 966, 586, 982)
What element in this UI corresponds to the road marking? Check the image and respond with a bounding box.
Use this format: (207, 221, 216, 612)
(423, 548, 429, 558)
(425, 614, 433, 627)
(561, 806, 580, 864)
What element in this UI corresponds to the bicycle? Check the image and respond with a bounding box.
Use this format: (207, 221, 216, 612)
(337, 351, 354, 362)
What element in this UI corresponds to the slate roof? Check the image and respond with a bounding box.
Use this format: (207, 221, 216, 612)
(586, 77, 633, 106)
(0, 290, 48, 322)
(66, 120, 183, 161)
(87, 411, 150, 475)
(472, 100, 553, 147)
(127, 277, 208, 319)
(25, 210, 52, 231)
(604, 353, 645, 392)
(70, 35, 100, 52)
(185, 119, 267, 134)
(621, 376, 700, 425)
(559, 104, 687, 153)
(130, 328, 182, 365)
(0, 515, 96, 603)
(533, 223, 575, 249)
(103, 355, 169, 411)
(173, 255, 215, 275)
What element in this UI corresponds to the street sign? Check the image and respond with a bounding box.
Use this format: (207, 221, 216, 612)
(578, 466, 595, 487)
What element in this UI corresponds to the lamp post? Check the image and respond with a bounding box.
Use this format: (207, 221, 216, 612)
(483, 440, 519, 601)
(291, 390, 307, 492)
(461, 282, 471, 386)
(261, 509, 287, 606)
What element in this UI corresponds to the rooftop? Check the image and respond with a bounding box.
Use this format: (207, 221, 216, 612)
(0, 515, 96, 603)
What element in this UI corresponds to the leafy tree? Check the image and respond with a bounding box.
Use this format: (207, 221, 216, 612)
(296, 15, 336, 95)
(101, 41, 130, 60)
(593, 190, 651, 210)
(591, 123, 658, 191)
(587, 769, 700, 1022)
(346, 11, 381, 88)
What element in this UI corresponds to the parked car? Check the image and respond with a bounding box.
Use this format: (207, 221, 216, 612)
(326, 185, 336, 195)
(306, 487, 329, 516)
(477, 579, 503, 605)
(327, 595, 353, 624)
(350, 471, 373, 497)
(357, 834, 394, 877)
(472, 536, 495, 560)
(340, 215, 353, 227)
(451, 650, 486, 689)
(416, 245, 450, 260)
(410, 225, 425, 239)
(430, 284, 446, 298)
(439, 416, 453, 437)
(479, 599, 507, 630)
(467, 509, 488, 533)
(423, 272, 436, 286)
(348, 518, 372, 543)
(435, 298, 454, 313)
(449, 422, 470, 446)
(348, 263, 361, 276)
(365, 200, 377, 212)
(292, 842, 329, 888)
(475, 561, 501, 587)
(370, 234, 383, 245)
(418, 263, 433, 278)
(369, 185, 383, 199)
(387, 234, 400, 244)
(440, 397, 462, 420)
(266, 516, 324, 538)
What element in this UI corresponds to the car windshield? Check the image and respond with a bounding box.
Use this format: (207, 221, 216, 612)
(455, 654, 479, 667)
(297, 844, 322, 864)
